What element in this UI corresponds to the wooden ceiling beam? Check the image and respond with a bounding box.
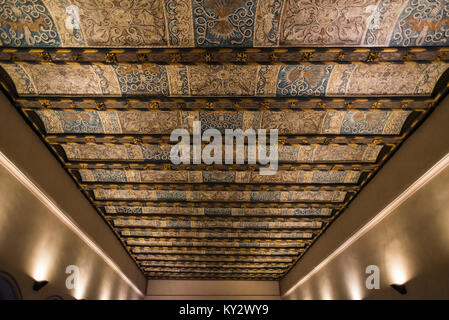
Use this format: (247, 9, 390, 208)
(44, 135, 404, 146)
(2, 47, 448, 65)
(16, 97, 433, 110)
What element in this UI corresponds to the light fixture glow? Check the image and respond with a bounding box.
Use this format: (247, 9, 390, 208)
(30, 235, 58, 282)
(344, 262, 364, 300)
(389, 263, 408, 287)
(100, 291, 111, 300)
(99, 275, 113, 300)
(321, 290, 332, 300)
(32, 259, 51, 282)
(389, 264, 408, 285)
(349, 283, 362, 300)
(73, 270, 90, 300)
(346, 274, 363, 300)
(319, 275, 333, 300)
(385, 239, 411, 286)
(299, 285, 312, 300)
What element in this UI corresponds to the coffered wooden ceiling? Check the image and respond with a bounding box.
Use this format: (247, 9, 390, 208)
(1, 0, 449, 280)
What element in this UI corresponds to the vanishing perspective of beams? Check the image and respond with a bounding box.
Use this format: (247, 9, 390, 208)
(1, 0, 449, 280)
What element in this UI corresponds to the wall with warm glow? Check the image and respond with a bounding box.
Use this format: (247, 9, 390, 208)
(0, 92, 146, 299)
(281, 94, 449, 300)
(283, 162, 449, 299)
(0, 159, 142, 299)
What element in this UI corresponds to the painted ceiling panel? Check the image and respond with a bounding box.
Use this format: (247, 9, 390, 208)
(93, 189, 347, 202)
(121, 229, 314, 239)
(77, 169, 361, 184)
(1, 1, 448, 281)
(132, 247, 301, 256)
(114, 219, 322, 230)
(35, 109, 411, 135)
(61, 144, 383, 163)
(126, 239, 306, 248)
(140, 262, 291, 268)
(1, 0, 448, 47)
(141, 268, 286, 274)
(108, 207, 332, 217)
(2, 63, 448, 97)
(134, 255, 294, 263)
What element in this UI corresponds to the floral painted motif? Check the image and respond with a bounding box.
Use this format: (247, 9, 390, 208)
(78, 168, 361, 184)
(0, 63, 36, 94)
(363, 0, 407, 46)
(72, 0, 167, 46)
(391, 0, 449, 46)
(279, 0, 378, 46)
(62, 143, 382, 163)
(192, 0, 257, 46)
(37, 110, 105, 133)
(35, 109, 411, 135)
(1, 0, 449, 47)
(114, 217, 323, 229)
(0, 0, 61, 47)
(188, 65, 258, 96)
(94, 189, 346, 202)
(326, 63, 449, 96)
(339, 110, 411, 135)
(276, 65, 334, 96)
(4, 63, 448, 97)
(254, 0, 284, 46)
(24, 64, 106, 95)
(62, 144, 172, 161)
(113, 65, 169, 96)
(165, 0, 195, 46)
(199, 111, 243, 133)
(106, 206, 332, 217)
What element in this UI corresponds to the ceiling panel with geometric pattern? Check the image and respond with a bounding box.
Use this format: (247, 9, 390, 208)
(1, 0, 449, 280)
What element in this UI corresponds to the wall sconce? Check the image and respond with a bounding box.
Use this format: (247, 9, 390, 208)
(33, 280, 49, 291)
(390, 284, 407, 295)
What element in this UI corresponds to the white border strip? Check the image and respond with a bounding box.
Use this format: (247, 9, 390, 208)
(0, 151, 144, 297)
(283, 152, 449, 297)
